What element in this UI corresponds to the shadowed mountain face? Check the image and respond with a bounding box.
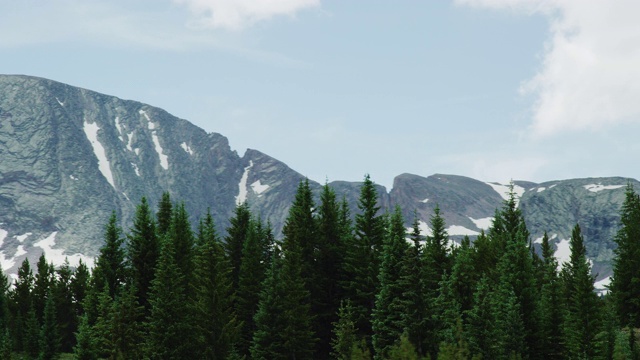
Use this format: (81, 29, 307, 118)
(0, 75, 634, 285)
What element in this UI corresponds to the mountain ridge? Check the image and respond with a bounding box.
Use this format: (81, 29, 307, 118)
(0, 74, 635, 288)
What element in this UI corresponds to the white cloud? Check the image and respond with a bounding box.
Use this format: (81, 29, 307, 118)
(457, 0, 640, 137)
(173, 0, 320, 31)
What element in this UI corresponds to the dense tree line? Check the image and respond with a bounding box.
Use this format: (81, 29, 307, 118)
(0, 180, 639, 359)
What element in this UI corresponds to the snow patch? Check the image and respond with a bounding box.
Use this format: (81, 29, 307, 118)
(14, 245, 26, 257)
(406, 220, 432, 237)
(15, 233, 31, 243)
(594, 276, 611, 290)
(122, 192, 130, 201)
(549, 184, 557, 189)
(69, 175, 78, 181)
(486, 182, 525, 205)
(134, 148, 140, 156)
(55, 97, 64, 106)
(131, 162, 140, 177)
(534, 233, 558, 244)
(0, 229, 7, 247)
(126, 132, 134, 152)
(468, 216, 493, 230)
(151, 133, 169, 170)
(236, 161, 254, 205)
(584, 184, 625, 193)
(83, 121, 115, 188)
(447, 225, 480, 236)
(180, 142, 194, 155)
(554, 238, 571, 267)
(421, 198, 429, 203)
(251, 180, 269, 195)
(447, 239, 461, 249)
(0, 252, 16, 271)
(34, 232, 95, 268)
(114, 116, 123, 135)
(537, 187, 546, 193)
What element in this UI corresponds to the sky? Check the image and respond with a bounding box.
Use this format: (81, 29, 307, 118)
(2, 0, 640, 189)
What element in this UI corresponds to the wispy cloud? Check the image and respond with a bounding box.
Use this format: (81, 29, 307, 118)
(173, 0, 320, 31)
(457, 0, 640, 137)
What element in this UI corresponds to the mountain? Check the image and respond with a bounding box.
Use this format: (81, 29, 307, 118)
(0, 75, 635, 288)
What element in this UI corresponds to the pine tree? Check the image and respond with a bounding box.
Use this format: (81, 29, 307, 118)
(610, 183, 640, 327)
(156, 191, 173, 237)
(225, 202, 252, 290)
(93, 211, 126, 299)
(52, 259, 77, 353)
(145, 237, 196, 359)
(251, 239, 315, 359)
(332, 301, 359, 360)
(538, 232, 565, 359)
(168, 202, 195, 284)
(126, 197, 159, 314)
(73, 315, 96, 360)
(39, 293, 60, 360)
(235, 218, 269, 356)
(343, 174, 386, 344)
(192, 209, 239, 360)
(563, 224, 601, 360)
(9, 258, 34, 352)
(32, 254, 54, 322)
(70, 260, 90, 317)
(372, 206, 410, 359)
(387, 332, 422, 360)
(112, 285, 145, 359)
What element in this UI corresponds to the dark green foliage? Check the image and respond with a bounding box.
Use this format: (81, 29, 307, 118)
(538, 232, 565, 359)
(372, 207, 409, 359)
(611, 184, 640, 327)
(225, 202, 252, 290)
(387, 333, 422, 360)
(33, 254, 54, 322)
(145, 237, 196, 359)
(70, 260, 90, 317)
(168, 202, 195, 282)
(156, 191, 173, 237)
(0, 328, 11, 360)
(10, 258, 34, 352)
(332, 301, 358, 360)
(39, 293, 60, 360)
(343, 174, 386, 343)
(562, 224, 601, 359)
(24, 306, 40, 359)
(251, 240, 315, 359)
(73, 315, 96, 360)
(192, 210, 239, 360)
(126, 197, 159, 314)
(93, 211, 125, 299)
(235, 217, 270, 357)
(53, 260, 77, 353)
(423, 205, 451, 291)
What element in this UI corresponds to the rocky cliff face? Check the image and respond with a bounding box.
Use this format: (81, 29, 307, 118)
(0, 75, 634, 286)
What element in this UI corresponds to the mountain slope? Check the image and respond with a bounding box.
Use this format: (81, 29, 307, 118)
(0, 75, 635, 286)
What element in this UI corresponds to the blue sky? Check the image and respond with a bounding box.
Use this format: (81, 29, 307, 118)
(2, 0, 640, 189)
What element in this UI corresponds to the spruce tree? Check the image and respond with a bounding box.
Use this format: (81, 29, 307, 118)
(126, 197, 159, 314)
(192, 209, 239, 360)
(9, 258, 34, 352)
(156, 191, 173, 237)
(225, 202, 252, 290)
(70, 260, 90, 317)
(332, 300, 359, 360)
(343, 174, 386, 344)
(251, 234, 315, 359)
(168, 202, 195, 283)
(93, 211, 125, 299)
(53, 259, 77, 353)
(145, 237, 196, 359)
(610, 183, 640, 327)
(32, 254, 54, 322)
(538, 232, 564, 359)
(372, 207, 409, 359)
(39, 293, 60, 360)
(563, 224, 601, 360)
(73, 314, 97, 360)
(112, 284, 145, 359)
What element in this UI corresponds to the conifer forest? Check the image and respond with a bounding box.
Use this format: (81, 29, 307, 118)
(2, 175, 640, 360)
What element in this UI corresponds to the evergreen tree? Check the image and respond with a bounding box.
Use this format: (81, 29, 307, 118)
(235, 218, 269, 357)
(156, 191, 173, 237)
(73, 315, 96, 360)
(52, 259, 77, 353)
(0, 328, 11, 360)
(538, 232, 565, 359)
(387, 332, 422, 360)
(400, 214, 428, 357)
(39, 293, 59, 360)
(168, 202, 195, 283)
(225, 202, 252, 290)
(70, 260, 90, 317)
(192, 210, 239, 360)
(343, 174, 386, 344)
(563, 224, 601, 360)
(9, 258, 34, 352)
(332, 301, 359, 360)
(112, 285, 145, 359)
(251, 238, 315, 359)
(145, 237, 196, 359)
(24, 305, 40, 360)
(32, 254, 54, 322)
(126, 197, 159, 314)
(93, 211, 125, 299)
(610, 184, 640, 327)
(372, 206, 410, 359)
(316, 183, 347, 358)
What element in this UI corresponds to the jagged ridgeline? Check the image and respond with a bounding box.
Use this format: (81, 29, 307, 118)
(0, 74, 637, 284)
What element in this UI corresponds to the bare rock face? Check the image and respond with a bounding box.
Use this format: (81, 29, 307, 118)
(0, 75, 635, 286)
